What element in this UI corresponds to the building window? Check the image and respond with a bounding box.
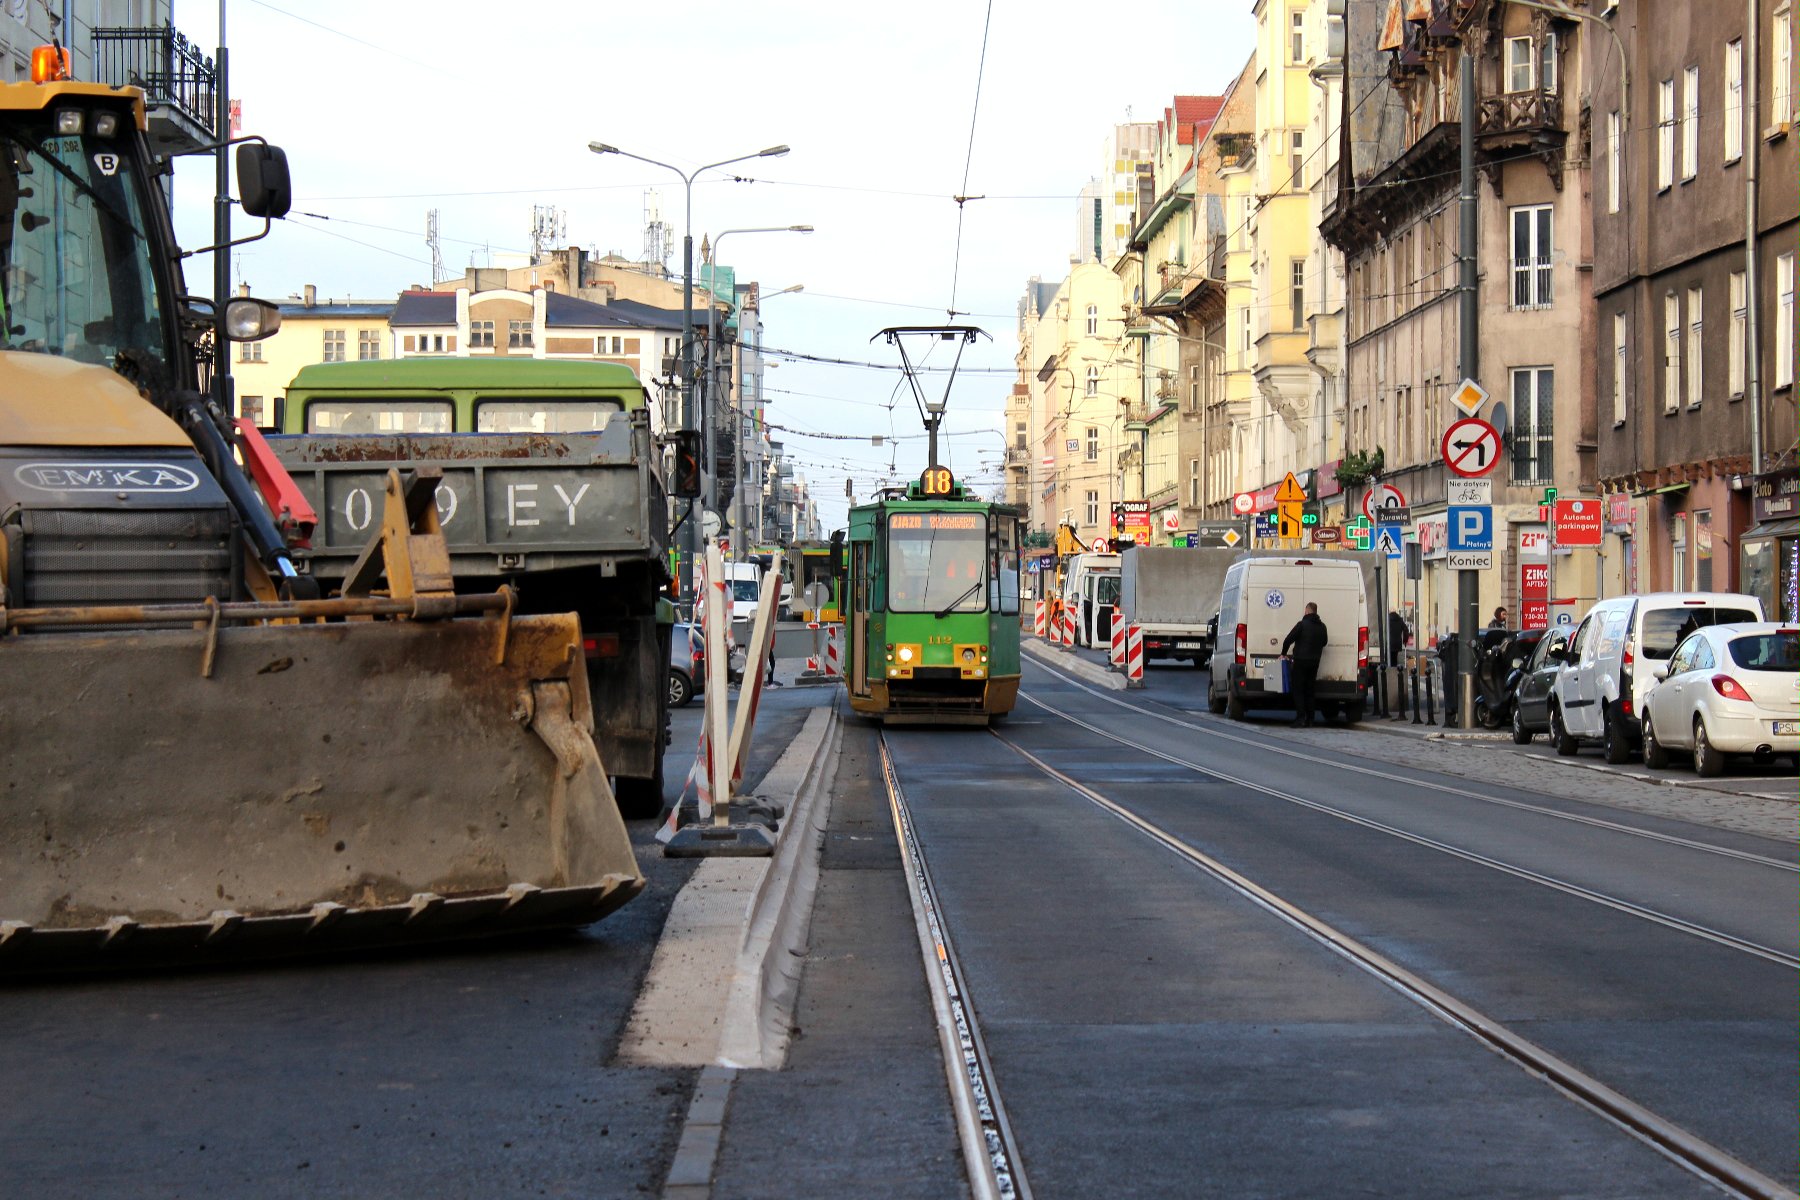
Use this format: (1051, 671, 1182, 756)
(1726, 39, 1744, 162)
(1291, 9, 1305, 62)
(1085, 426, 1099, 462)
(1013, 420, 1027, 450)
(1657, 79, 1675, 189)
(1240, 307, 1252, 362)
(1509, 367, 1553, 485)
(1085, 365, 1099, 397)
(1506, 35, 1535, 92)
(1776, 8, 1793, 125)
(1084, 490, 1099, 526)
(1606, 110, 1621, 214)
(1290, 130, 1304, 187)
(323, 329, 346, 363)
(1540, 31, 1557, 93)
(1729, 270, 1748, 395)
(508, 320, 532, 349)
(240, 395, 264, 426)
(1085, 304, 1098, 336)
(239, 339, 262, 363)
(1681, 66, 1700, 180)
(358, 329, 381, 361)
(470, 320, 494, 348)
(1612, 312, 1628, 424)
(1664, 292, 1682, 413)
(1189, 458, 1200, 507)
(1686, 286, 1704, 407)
(1778, 252, 1796, 389)
(1509, 204, 1553, 310)
(1290, 259, 1306, 329)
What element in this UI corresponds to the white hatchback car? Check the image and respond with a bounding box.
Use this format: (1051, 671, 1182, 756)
(1640, 623, 1799, 776)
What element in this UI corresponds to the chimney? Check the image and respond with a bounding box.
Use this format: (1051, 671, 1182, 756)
(237, 282, 249, 297)
(303, 284, 316, 307)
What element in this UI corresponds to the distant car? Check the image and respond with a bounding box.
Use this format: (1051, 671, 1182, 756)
(670, 622, 704, 708)
(1641, 623, 1799, 776)
(1511, 627, 1569, 743)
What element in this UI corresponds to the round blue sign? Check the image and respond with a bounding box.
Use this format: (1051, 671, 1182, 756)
(1264, 589, 1285, 609)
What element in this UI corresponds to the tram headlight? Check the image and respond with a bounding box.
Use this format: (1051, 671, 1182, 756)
(956, 643, 988, 679)
(898, 646, 915, 663)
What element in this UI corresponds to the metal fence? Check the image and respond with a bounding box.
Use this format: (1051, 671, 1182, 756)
(91, 24, 217, 137)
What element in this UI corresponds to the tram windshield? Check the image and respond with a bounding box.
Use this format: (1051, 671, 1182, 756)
(887, 511, 987, 614)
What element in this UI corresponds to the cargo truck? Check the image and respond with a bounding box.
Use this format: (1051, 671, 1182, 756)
(1118, 546, 1236, 664)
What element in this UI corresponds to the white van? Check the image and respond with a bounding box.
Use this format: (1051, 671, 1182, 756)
(1063, 553, 1120, 647)
(1547, 591, 1764, 762)
(1206, 556, 1369, 722)
(722, 560, 765, 621)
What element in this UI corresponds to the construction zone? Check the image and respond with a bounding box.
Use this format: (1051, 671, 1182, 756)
(0, 74, 643, 972)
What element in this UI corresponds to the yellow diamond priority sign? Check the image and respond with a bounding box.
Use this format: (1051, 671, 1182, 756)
(1450, 377, 1489, 417)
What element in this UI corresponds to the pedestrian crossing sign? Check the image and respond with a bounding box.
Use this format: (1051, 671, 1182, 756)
(1376, 524, 1404, 558)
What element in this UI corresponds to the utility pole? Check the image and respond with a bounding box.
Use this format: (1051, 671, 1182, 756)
(213, 0, 231, 417)
(1457, 49, 1479, 731)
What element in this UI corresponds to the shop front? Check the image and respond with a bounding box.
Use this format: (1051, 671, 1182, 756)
(1741, 469, 1799, 622)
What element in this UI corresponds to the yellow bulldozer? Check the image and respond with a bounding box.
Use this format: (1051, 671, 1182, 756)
(0, 66, 642, 971)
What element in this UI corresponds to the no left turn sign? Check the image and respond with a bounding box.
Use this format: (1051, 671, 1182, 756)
(1441, 417, 1501, 478)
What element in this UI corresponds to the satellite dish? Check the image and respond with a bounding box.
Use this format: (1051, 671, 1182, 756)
(1489, 400, 1509, 442)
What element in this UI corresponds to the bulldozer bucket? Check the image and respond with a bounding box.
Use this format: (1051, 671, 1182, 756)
(0, 610, 645, 974)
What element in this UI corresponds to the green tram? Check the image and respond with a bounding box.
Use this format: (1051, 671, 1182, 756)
(840, 467, 1023, 725)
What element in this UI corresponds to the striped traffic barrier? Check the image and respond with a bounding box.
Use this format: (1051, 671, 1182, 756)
(1125, 623, 1144, 687)
(1063, 608, 1077, 648)
(1033, 598, 1047, 639)
(805, 620, 821, 673)
(824, 624, 843, 679)
(1110, 619, 1126, 668)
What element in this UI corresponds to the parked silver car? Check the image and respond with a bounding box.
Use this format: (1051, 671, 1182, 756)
(670, 622, 703, 708)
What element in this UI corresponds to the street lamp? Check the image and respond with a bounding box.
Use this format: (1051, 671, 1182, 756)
(701, 225, 814, 551)
(586, 140, 790, 606)
(741, 283, 803, 550)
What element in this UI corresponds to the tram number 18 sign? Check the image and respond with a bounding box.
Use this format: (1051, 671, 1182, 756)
(918, 466, 956, 497)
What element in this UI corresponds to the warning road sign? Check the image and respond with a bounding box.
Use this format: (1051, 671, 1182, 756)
(1441, 417, 1501, 478)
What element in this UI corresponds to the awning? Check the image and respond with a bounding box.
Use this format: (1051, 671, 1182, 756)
(1742, 519, 1800, 541)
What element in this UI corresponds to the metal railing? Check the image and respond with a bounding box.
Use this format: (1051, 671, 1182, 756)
(91, 24, 217, 136)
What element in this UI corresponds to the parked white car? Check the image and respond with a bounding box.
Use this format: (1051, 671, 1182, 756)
(1547, 592, 1765, 762)
(1640, 623, 1799, 775)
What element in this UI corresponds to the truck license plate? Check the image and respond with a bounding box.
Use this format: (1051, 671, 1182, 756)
(1773, 721, 1797, 735)
(1176, 641, 1203, 649)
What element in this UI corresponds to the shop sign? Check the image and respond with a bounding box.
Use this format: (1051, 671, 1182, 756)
(1607, 494, 1635, 529)
(1752, 471, 1799, 522)
(1519, 528, 1549, 558)
(1521, 561, 1549, 630)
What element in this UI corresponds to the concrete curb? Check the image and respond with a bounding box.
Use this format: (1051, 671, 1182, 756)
(1022, 637, 1125, 690)
(617, 700, 842, 1071)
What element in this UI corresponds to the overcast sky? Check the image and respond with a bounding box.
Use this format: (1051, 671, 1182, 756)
(170, 0, 1257, 530)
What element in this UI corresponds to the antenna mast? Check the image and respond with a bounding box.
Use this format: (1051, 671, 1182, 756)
(425, 209, 444, 284)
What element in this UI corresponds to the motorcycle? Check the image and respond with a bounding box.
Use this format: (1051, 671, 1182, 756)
(1439, 629, 1523, 729)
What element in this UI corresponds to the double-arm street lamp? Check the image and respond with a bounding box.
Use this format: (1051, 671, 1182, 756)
(702, 225, 813, 550)
(586, 140, 790, 604)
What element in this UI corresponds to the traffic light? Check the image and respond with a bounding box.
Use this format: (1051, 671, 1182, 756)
(671, 429, 702, 498)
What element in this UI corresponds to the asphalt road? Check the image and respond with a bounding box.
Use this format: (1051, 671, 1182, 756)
(869, 657, 1796, 1196)
(0, 668, 820, 1200)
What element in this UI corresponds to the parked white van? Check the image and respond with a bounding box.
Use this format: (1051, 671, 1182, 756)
(723, 560, 766, 621)
(1206, 556, 1369, 722)
(1546, 591, 1765, 762)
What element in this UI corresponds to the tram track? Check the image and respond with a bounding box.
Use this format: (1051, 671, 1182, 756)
(1019, 689, 1797, 969)
(877, 731, 1031, 1200)
(1025, 658, 1797, 875)
(984, 725, 1797, 1200)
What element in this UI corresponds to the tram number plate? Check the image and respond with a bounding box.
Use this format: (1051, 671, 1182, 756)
(1773, 721, 1797, 735)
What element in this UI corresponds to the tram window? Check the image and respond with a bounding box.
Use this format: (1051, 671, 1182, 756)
(887, 513, 988, 613)
(991, 516, 1020, 615)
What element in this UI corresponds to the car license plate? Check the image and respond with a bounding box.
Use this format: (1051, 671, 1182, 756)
(1773, 720, 1797, 735)
(1176, 640, 1203, 649)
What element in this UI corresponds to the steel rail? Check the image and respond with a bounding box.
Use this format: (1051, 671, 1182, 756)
(995, 731, 1798, 1200)
(1022, 691, 1798, 969)
(1026, 658, 1797, 874)
(877, 732, 1029, 1200)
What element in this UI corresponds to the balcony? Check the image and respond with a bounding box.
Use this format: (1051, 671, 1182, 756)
(92, 24, 218, 155)
(1477, 90, 1568, 191)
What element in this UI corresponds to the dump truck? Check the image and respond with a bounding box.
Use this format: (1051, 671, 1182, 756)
(267, 358, 673, 817)
(1118, 546, 1237, 664)
(0, 70, 641, 973)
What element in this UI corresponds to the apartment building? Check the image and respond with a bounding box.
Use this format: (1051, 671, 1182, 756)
(1591, 0, 1798, 618)
(229, 285, 393, 427)
(1323, 0, 1598, 640)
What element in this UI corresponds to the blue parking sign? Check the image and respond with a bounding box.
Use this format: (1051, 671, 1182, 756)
(1446, 505, 1493, 552)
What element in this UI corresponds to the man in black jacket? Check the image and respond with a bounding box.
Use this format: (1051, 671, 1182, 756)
(1281, 602, 1329, 727)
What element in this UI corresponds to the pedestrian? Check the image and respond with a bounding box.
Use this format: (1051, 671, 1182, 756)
(1280, 601, 1329, 727)
(1489, 606, 1508, 629)
(765, 637, 781, 688)
(1387, 609, 1409, 667)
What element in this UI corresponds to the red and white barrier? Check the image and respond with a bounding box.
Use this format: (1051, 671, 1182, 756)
(1125, 623, 1144, 686)
(1110, 619, 1126, 667)
(1062, 608, 1077, 648)
(824, 624, 843, 680)
(805, 620, 821, 673)
(1033, 598, 1047, 639)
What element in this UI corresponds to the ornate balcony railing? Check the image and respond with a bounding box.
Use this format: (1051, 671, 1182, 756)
(92, 24, 218, 141)
(1478, 90, 1563, 141)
